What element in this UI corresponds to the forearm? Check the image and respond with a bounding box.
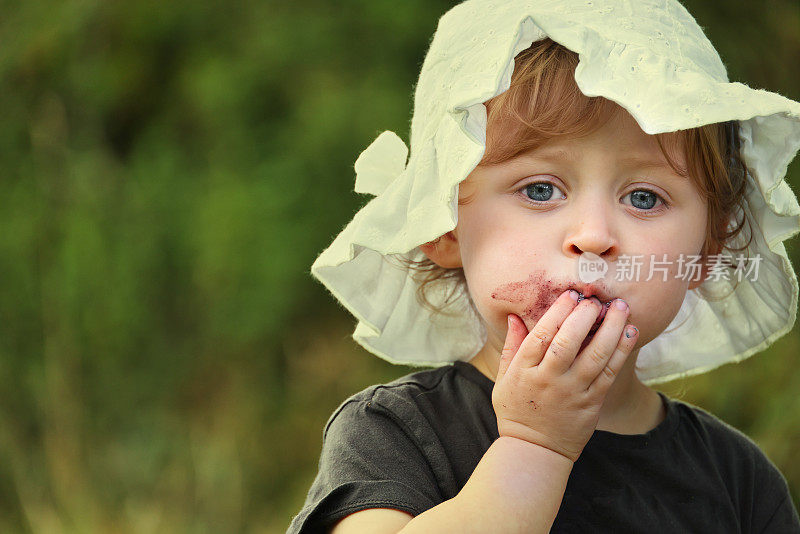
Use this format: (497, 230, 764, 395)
(398, 436, 574, 534)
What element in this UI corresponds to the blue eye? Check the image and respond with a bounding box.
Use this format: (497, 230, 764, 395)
(623, 189, 669, 212)
(628, 190, 658, 210)
(522, 182, 566, 202)
(517, 181, 670, 213)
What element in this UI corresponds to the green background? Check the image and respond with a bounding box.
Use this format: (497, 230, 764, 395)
(0, 0, 798, 532)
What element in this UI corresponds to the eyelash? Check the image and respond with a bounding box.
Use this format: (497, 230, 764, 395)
(516, 180, 671, 214)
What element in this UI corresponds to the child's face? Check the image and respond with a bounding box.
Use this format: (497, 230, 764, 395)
(428, 109, 710, 353)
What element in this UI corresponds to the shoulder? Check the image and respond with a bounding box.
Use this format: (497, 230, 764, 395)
(320, 361, 496, 464)
(287, 368, 462, 534)
(322, 363, 469, 439)
(670, 396, 770, 459)
(669, 396, 791, 497)
(668, 397, 799, 531)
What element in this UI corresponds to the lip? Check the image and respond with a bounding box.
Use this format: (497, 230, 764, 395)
(592, 301, 611, 325)
(566, 282, 615, 303)
(561, 282, 617, 332)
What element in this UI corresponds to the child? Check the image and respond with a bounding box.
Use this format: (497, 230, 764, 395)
(288, 0, 800, 532)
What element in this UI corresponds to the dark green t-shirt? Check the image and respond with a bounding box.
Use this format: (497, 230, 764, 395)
(287, 361, 800, 533)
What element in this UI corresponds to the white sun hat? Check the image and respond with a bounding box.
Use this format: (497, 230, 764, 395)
(309, 0, 800, 385)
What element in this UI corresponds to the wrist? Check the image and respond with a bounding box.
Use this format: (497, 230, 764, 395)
(495, 434, 578, 465)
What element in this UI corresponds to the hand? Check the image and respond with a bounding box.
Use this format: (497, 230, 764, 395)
(491, 289, 639, 462)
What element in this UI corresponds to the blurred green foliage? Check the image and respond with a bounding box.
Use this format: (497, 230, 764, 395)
(0, 0, 797, 532)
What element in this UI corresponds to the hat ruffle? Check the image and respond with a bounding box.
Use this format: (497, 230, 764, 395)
(311, 0, 800, 384)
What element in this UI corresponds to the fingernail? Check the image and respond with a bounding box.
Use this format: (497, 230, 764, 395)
(590, 296, 601, 306)
(625, 325, 638, 338)
(507, 315, 514, 330)
(614, 299, 628, 311)
(568, 289, 580, 301)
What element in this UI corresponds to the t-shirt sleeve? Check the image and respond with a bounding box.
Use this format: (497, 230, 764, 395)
(286, 397, 441, 534)
(757, 493, 800, 534)
(748, 448, 800, 533)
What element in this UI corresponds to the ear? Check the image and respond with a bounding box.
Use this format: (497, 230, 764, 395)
(418, 230, 463, 269)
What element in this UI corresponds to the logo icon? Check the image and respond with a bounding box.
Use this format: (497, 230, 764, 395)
(578, 252, 608, 283)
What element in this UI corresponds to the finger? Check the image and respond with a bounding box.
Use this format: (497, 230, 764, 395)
(497, 313, 527, 383)
(587, 324, 639, 396)
(511, 289, 580, 370)
(537, 297, 602, 376)
(568, 298, 630, 384)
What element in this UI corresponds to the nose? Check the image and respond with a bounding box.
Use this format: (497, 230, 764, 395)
(563, 202, 619, 260)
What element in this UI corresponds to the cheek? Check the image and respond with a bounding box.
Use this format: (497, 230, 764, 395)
(466, 265, 569, 335)
(627, 287, 687, 347)
(624, 245, 697, 344)
(488, 270, 564, 324)
(458, 206, 567, 328)
(457, 206, 523, 269)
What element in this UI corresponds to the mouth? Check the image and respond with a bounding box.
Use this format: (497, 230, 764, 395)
(578, 293, 613, 334)
(567, 285, 616, 336)
(492, 274, 621, 336)
(569, 284, 615, 304)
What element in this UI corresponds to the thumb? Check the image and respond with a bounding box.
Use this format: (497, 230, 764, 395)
(497, 314, 527, 382)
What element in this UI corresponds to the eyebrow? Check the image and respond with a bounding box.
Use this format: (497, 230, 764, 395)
(528, 147, 676, 172)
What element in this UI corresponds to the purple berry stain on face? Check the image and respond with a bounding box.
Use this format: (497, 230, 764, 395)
(490, 270, 560, 323)
(492, 274, 615, 332)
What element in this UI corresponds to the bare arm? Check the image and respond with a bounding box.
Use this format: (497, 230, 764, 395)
(330, 436, 571, 534)
(397, 436, 572, 534)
